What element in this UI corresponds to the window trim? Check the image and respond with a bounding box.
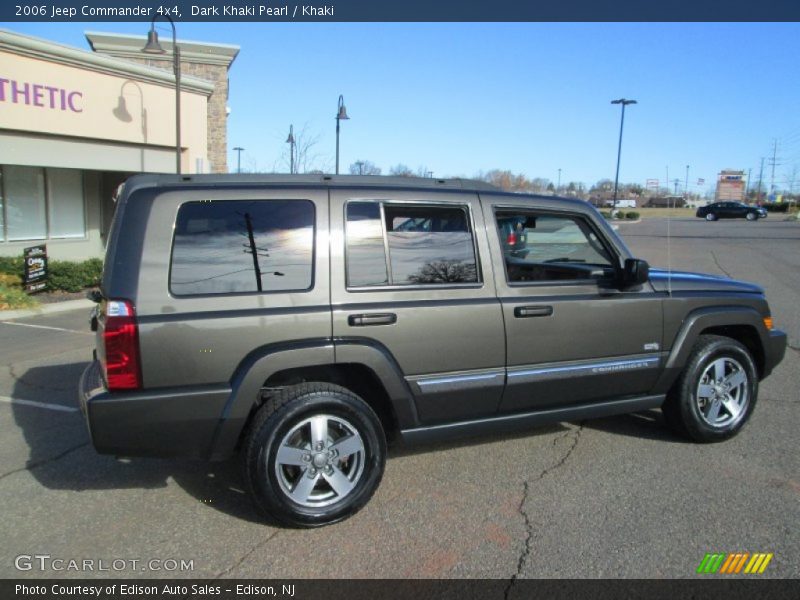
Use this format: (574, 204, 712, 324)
(167, 198, 317, 298)
(0, 165, 88, 243)
(492, 207, 620, 288)
(344, 198, 484, 292)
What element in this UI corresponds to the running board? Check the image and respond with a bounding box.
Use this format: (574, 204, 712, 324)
(399, 394, 665, 445)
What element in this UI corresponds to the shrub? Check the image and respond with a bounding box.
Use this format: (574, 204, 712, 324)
(0, 283, 38, 311)
(0, 273, 22, 287)
(600, 211, 612, 219)
(0, 256, 24, 277)
(625, 211, 640, 220)
(47, 258, 103, 293)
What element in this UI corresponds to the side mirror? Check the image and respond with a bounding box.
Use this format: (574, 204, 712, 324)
(621, 258, 649, 287)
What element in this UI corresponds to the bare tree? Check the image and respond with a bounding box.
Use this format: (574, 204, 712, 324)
(408, 261, 477, 284)
(349, 160, 382, 175)
(277, 124, 325, 174)
(389, 164, 415, 177)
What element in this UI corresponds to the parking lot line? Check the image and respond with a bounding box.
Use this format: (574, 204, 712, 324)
(0, 395, 79, 413)
(0, 321, 92, 335)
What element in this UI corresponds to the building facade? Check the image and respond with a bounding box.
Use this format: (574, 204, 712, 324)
(0, 29, 238, 260)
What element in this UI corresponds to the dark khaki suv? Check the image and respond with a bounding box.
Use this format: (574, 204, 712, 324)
(80, 174, 786, 527)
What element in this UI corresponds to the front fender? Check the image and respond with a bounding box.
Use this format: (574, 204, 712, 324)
(652, 306, 770, 395)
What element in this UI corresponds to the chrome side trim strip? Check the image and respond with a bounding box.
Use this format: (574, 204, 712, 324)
(508, 356, 661, 383)
(409, 369, 505, 395)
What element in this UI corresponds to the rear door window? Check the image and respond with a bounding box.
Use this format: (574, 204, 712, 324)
(170, 199, 314, 295)
(345, 201, 479, 287)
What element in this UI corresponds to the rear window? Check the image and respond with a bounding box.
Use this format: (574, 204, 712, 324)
(170, 200, 314, 296)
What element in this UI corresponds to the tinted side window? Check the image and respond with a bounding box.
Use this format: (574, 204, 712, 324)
(170, 200, 314, 295)
(345, 202, 389, 287)
(496, 211, 613, 283)
(345, 202, 479, 287)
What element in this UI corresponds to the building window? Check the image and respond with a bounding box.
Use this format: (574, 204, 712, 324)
(0, 165, 86, 242)
(345, 201, 479, 287)
(170, 199, 315, 296)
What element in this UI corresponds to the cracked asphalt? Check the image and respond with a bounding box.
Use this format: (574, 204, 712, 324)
(0, 217, 797, 580)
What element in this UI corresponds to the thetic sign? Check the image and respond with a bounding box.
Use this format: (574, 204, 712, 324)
(23, 245, 47, 294)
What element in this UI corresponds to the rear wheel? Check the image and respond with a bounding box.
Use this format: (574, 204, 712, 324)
(705, 213, 717, 221)
(243, 382, 386, 527)
(662, 335, 758, 442)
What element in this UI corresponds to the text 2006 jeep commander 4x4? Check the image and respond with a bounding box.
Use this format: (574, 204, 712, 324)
(80, 174, 786, 527)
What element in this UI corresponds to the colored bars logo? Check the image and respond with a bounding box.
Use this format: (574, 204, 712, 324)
(697, 553, 773, 574)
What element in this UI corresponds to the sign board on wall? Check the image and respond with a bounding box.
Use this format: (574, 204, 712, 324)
(23, 245, 47, 294)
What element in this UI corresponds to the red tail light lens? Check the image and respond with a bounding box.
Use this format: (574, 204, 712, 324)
(103, 300, 142, 391)
(507, 232, 517, 245)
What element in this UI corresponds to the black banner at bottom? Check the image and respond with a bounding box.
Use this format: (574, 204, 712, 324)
(3, 579, 798, 600)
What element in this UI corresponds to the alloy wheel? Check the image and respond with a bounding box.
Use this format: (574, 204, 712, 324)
(273, 414, 366, 508)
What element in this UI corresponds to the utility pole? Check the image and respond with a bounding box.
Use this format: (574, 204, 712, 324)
(757, 157, 765, 203)
(769, 139, 780, 195)
(243, 212, 262, 292)
(557, 168, 562, 192)
(745, 168, 752, 200)
(665, 166, 669, 197)
(673, 179, 680, 195)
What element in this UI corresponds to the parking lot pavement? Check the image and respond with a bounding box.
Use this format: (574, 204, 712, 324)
(0, 218, 797, 580)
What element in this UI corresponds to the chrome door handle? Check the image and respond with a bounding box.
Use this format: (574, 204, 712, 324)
(514, 306, 553, 318)
(347, 313, 397, 326)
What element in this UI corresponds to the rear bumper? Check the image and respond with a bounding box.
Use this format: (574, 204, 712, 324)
(79, 361, 231, 460)
(763, 329, 787, 379)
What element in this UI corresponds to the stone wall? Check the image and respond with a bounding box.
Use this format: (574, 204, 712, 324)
(112, 56, 228, 174)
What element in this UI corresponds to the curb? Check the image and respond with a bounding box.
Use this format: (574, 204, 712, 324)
(0, 298, 94, 321)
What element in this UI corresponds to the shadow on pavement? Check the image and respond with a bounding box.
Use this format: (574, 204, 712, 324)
(581, 409, 688, 443)
(11, 361, 268, 526)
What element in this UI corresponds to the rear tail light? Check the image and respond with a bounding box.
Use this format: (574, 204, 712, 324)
(507, 232, 518, 246)
(103, 299, 142, 391)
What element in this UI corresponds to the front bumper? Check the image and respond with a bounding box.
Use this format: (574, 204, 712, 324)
(763, 328, 787, 379)
(79, 360, 231, 459)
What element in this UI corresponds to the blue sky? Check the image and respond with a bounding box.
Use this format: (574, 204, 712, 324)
(7, 22, 800, 193)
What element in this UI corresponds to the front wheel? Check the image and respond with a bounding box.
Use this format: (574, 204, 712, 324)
(746, 212, 758, 221)
(243, 383, 386, 527)
(662, 335, 758, 442)
(705, 213, 717, 221)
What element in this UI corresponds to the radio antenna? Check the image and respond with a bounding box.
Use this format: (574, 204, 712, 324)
(666, 191, 673, 296)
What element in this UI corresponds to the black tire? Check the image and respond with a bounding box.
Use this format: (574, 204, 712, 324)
(662, 335, 758, 442)
(243, 382, 386, 527)
(746, 212, 758, 221)
(705, 213, 717, 221)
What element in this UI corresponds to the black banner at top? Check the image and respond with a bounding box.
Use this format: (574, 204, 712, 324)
(3, 0, 800, 22)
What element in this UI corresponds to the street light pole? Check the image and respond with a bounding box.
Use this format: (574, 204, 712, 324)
(335, 95, 349, 175)
(684, 165, 690, 200)
(557, 168, 562, 192)
(233, 147, 244, 173)
(142, 15, 181, 174)
(285, 125, 295, 174)
(610, 98, 637, 213)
